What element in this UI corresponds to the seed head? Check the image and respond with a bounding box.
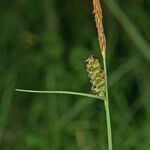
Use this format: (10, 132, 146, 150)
(86, 55, 106, 97)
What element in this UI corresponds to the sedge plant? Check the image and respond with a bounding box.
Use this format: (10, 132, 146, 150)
(16, 0, 113, 149)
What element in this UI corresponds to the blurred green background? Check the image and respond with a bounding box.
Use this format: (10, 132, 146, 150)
(0, 0, 150, 149)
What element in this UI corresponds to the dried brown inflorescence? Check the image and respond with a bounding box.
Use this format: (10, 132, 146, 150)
(86, 55, 106, 97)
(93, 0, 106, 56)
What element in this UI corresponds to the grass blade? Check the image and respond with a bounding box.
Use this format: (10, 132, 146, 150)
(15, 89, 105, 101)
(104, 0, 150, 63)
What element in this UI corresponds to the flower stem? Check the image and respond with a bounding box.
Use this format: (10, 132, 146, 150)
(103, 54, 113, 150)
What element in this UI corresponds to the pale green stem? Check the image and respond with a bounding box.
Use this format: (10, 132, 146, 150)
(15, 89, 105, 101)
(103, 54, 113, 150)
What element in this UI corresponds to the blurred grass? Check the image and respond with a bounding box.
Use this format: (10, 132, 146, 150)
(0, 0, 150, 149)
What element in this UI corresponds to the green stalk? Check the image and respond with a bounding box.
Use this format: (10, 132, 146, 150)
(103, 54, 113, 150)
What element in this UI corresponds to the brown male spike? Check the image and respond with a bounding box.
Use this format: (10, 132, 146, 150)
(93, 0, 106, 57)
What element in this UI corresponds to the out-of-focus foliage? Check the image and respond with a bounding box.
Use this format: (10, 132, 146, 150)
(0, 0, 150, 149)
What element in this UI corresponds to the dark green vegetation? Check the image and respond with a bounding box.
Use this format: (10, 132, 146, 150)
(0, 0, 150, 149)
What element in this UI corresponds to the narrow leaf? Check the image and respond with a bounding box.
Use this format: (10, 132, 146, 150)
(15, 89, 105, 101)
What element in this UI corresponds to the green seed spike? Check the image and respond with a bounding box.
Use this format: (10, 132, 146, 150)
(86, 55, 106, 97)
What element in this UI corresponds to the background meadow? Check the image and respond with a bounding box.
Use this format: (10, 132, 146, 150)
(0, 0, 150, 149)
